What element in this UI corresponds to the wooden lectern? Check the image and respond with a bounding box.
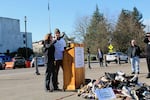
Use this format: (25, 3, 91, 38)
(63, 43, 85, 91)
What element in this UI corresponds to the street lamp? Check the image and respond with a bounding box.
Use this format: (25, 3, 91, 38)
(24, 16, 28, 59)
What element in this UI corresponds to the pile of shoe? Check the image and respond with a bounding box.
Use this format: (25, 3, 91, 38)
(77, 71, 150, 100)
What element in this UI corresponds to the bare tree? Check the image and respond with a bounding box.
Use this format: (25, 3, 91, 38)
(73, 16, 90, 43)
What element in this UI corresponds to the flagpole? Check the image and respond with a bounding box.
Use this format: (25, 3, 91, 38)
(48, 0, 51, 33)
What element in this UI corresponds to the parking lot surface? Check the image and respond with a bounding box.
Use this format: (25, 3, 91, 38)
(0, 58, 149, 100)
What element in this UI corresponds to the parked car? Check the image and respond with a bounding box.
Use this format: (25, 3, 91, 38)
(0, 54, 11, 62)
(0, 58, 6, 70)
(12, 56, 26, 69)
(106, 52, 128, 64)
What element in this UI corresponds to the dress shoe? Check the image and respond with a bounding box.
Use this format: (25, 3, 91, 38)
(45, 89, 53, 92)
(131, 72, 135, 74)
(146, 75, 150, 78)
(49, 90, 53, 92)
(146, 73, 150, 78)
(54, 88, 62, 91)
(36, 72, 40, 75)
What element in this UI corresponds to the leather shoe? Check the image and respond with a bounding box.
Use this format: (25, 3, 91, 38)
(54, 88, 62, 91)
(45, 89, 53, 92)
(146, 73, 150, 78)
(36, 72, 40, 75)
(49, 90, 53, 92)
(146, 75, 150, 78)
(131, 72, 135, 74)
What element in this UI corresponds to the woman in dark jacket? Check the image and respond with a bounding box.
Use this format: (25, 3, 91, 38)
(43, 33, 57, 92)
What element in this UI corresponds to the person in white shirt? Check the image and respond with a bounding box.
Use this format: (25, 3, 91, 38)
(97, 48, 103, 67)
(54, 28, 66, 90)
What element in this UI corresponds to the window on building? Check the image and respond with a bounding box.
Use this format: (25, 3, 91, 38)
(23, 40, 26, 44)
(23, 34, 26, 38)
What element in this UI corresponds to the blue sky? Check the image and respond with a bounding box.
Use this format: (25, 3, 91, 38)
(0, 0, 150, 42)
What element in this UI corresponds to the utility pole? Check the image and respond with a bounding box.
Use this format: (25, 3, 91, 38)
(24, 16, 28, 59)
(48, 0, 51, 33)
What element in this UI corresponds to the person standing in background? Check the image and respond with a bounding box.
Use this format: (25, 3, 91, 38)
(87, 48, 91, 69)
(144, 32, 150, 78)
(34, 56, 40, 75)
(127, 39, 141, 74)
(97, 48, 103, 67)
(54, 28, 66, 90)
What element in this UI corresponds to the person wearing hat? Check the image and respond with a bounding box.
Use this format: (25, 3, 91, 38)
(144, 32, 150, 78)
(54, 28, 66, 90)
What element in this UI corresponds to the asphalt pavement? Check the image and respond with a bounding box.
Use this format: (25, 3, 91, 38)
(0, 58, 149, 100)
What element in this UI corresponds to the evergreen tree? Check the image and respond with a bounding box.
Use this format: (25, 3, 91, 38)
(113, 7, 145, 52)
(131, 7, 145, 52)
(85, 5, 109, 53)
(113, 9, 132, 52)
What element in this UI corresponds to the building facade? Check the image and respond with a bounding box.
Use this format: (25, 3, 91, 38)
(32, 40, 43, 54)
(21, 32, 32, 49)
(0, 17, 32, 53)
